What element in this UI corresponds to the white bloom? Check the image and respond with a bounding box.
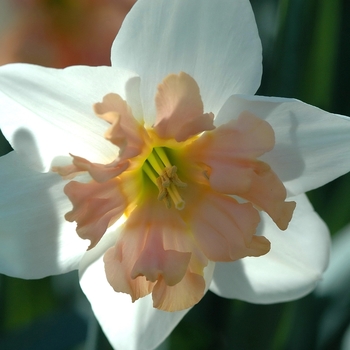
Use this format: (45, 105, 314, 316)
(1, 0, 350, 349)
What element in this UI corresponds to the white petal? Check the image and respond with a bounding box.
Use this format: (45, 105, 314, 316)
(0, 151, 89, 278)
(209, 194, 330, 303)
(0, 63, 141, 172)
(111, 0, 262, 125)
(79, 230, 188, 350)
(79, 220, 215, 350)
(216, 95, 350, 196)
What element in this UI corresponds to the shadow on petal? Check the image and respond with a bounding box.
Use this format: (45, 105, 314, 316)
(217, 96, 306, 190)
(0, 128, 86, 278)
(262, 114, 305, 185)
(13, 127, 46, 172)
(210, 259, 256, 300)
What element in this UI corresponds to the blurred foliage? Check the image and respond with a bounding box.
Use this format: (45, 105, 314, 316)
(0, 0, 350, 349)
(1, 277, 55, 330)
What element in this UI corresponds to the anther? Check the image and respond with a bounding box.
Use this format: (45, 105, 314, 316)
(160, 174, 171, 188)
(165, 166, 177, 178)
(171, 173, 187, 188)
(156, 177, 168, 200)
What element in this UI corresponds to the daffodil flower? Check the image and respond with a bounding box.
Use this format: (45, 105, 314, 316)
(0, 0, 350, 349)
(51, 70, 294, 312)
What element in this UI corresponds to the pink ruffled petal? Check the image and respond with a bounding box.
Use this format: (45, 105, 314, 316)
(64, 179, 127, 249)
(131, 226, 191, 286)
(150, 210, 209, 311)
(161, 216, 209, 277)
(188, 110, 275, 160)
(126, 201, 194, 287)
(103, 197, 209, 311)
(205, 158, 296, 230)
(183, 185, 268, 262)
(201, 160, 258, 194)
(104, 238, 154, 302)
(94, 93, 149, 161)
(239, 165, 296, 230)
(184, 111, 295, 230)
(154, 72, 215, 142)
(53, 153, 130, 183)
(152, 272, 205, 312)
(54, 94, 149, 183)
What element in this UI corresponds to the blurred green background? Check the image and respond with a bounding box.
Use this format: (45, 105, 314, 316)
(0, 0, 350, 349)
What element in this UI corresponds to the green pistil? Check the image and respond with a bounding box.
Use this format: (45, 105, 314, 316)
(142, 148, 187, 210)
(142, 161, 158, 185)
(167, 184, 185, 210)
(146, 151, 164, 175)
(154, 147, 171, 168)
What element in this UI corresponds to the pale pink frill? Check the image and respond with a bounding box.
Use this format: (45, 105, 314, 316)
(104, 198, 207, 311)
(54, 72, 295, 311)
(185, 111, 296, 231)
(63, 178, 127, 249)
(154, 72, 215, 141)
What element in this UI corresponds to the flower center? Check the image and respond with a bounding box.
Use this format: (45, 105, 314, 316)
(142, 147, 187, 210)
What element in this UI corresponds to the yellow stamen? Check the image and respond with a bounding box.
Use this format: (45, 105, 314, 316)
(166, 166, 187, 188)
(156, 177, 168, 201)
(143, 148, 187, 210)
